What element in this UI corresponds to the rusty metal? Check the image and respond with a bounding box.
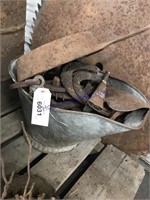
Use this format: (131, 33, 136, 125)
(10, 62, 149, 153)
(45, 84, 66, 93)
(62, 61, 99, 73)
(88, 71, 110, 110)
(17, 24, 150, 81)
(106, 87, 150, 112)
(28, 0, 150, 154)
(60, 64, 98, 102)
(0, 0, 26, 115)
(10, 75, 45, 93)
(31, 0, 150, 98)
(17, 31, 98, 81)
(29, 75, 45, 94)
(73, 71, 102, 102)
(1, 0, 26, 81)
(52, 76, 61, 86)
(102, 113, 150, 155)
(46, 69, 76, 101)
(60, 66, 81, 101)
(110, 111, 124, 120)
(52, 92, 72, 100)
(88, 104, 112, 117)
(61, 61, 86, 73)
(10, 78, 41, 89)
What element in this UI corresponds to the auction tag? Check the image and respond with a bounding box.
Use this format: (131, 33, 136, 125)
(31, 88, 51, 127)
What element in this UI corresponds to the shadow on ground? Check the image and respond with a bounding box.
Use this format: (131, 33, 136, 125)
(134, 171, 150, 200)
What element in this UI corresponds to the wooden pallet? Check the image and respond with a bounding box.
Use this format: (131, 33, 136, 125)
(1, 109, 145, 199)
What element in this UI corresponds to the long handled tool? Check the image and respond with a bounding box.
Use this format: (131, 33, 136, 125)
(17, 24, 150, 81)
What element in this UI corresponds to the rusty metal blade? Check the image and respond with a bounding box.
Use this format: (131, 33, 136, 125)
(17, 31, 98, 81)
(106, 87, 150, 111)
(17, 24, 150, 81)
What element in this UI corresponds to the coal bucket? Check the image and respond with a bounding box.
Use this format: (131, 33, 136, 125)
(10, 60, 149, 153)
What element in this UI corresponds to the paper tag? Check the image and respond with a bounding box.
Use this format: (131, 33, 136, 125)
(31, 88, 51, 127)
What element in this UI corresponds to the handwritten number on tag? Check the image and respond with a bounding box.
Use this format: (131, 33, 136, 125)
(31, 88, 51, 127)
(37, 101, 42, 116)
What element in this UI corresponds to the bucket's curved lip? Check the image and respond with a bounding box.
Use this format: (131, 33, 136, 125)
(9, 59, 18, 82)
(10, 59, 149, 131)
(54, 107, 149, 130)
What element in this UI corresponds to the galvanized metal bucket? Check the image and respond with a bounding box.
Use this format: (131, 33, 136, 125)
(10, 60, 149, 153)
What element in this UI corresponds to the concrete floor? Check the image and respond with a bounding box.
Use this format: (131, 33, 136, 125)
(134, 171, 150, 200)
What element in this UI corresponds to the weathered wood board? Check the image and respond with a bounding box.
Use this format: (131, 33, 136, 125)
(31, 139, 101, 191)
(1, 109, 23, 144)
(1, 108, 145, 200)
(98, 155, 145, 200)
(1, 136, 41, 175)
(65, 145, 145, 200)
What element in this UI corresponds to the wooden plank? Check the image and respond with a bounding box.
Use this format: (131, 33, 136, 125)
(1, 109, 23, 144)
(1, 136, 41, 175)
(1, 102, 21, 117)
(98, 156, 145, 200)
(65, 145, 126, 199)
(65, 145, 144, 200)
(31, 139, 101, 191)
(93, 142, 104, 152)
